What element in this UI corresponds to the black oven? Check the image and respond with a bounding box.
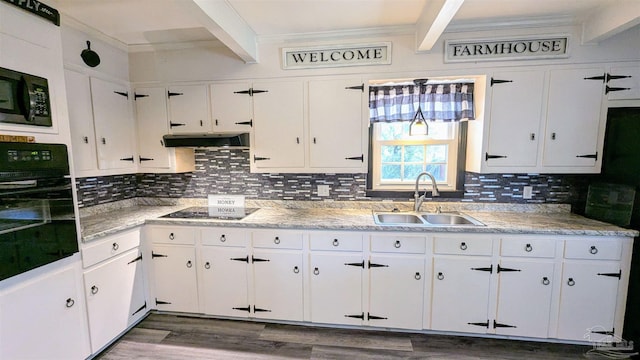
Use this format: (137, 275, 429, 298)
(0, 142, 78, 281)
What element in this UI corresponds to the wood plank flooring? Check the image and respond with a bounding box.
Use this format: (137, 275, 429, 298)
(97, 313, 590, 359)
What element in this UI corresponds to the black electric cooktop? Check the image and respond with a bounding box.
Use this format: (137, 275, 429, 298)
(161, 207, 259, 220)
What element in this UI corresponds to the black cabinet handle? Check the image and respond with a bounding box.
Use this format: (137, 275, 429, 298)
(293, 266, 300, 274)
(313, 267, 320, 275)
(204, 262, 211, 269)
(90, 285, 99, 295)
(567, 278, 576, 286)
(589, 245, 599, 254)
(66, 298, 75, 308)
(437, 272, 444, 280)
(525, 244, 533, 252)
(112, 242, 119, 251)
(83, 136, 89, 144)
(345, 154, 364, 162)
(414, 272, 422, 280)
(460, 242, 468, 250)
(542, 277, 551, 285)
(186, 260, 193, 268)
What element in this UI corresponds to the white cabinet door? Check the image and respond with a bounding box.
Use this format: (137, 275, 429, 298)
(64, 69, 98, 171)
(90, 77, 136, 170)
(252, 80, 305, 170)
(309, 253, 363, 325)
(150, 245, 198, 313)
(253, 250, 304, 321)
(431, 256, 492, 333)
(200, 246, 250, 318)
(135, 87, 171, 169)
(0, 265, 90, 360)
(494, 259, 555, 338)
(84, 248, 147, 353)
(608, 64, 640, 100)
(308, 79, 365, 169)
(368, 255, 425, 330)
(557, 261, 621, 342)
(167, 85, 211, 133)
(485, 70, 544, 167)
(210, 82, 253, 133)
(542, 67, 604, 168)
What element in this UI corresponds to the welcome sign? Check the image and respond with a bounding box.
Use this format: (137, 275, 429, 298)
(282, 42, 391, 69)
(445, 36, 569, 63)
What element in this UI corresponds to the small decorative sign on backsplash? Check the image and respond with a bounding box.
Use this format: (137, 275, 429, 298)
(444, 35, 569, 63)
(282, 42, 391, 69)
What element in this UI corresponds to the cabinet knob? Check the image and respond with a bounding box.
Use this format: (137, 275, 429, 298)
(551, 132, 556, 140)
(313, 267, 320, 275)
(274, 237, 280, 244)
(204, 262, 211, 269)
(293, 266, 300, 274)
(530, 133, 536, 141)
(394, 240, 401, 248)
(589, 246, 598, 255)
(542, 277, 550, 286)
(101, 137, 106, 145)
(91, 285, 99, 295)
(112, 242, 119, 251)
(82, 136, 89, 144)
(567, 278, 575, 286)
(220, 235, 226, 242)
(460, 242, 468, 251)
(525, 243, 533, 252)
(66, 298, 75, 308)
(332, 239, 339, 246)
(437, 272, 445, 280)
(169, 233, 175, 240)
(414, 272, 421, 280)
(186, 260, 193, 268)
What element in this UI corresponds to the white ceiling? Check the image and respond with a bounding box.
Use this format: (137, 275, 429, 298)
(51, 0, 640, 61)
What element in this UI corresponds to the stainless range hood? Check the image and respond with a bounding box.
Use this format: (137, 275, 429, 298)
(162, 133, 250, 148)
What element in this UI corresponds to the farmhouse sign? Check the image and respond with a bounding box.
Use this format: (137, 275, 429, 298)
(1, 0, 60, 26)
(282, 42, 391, 69)
(445, 36, 569, 63)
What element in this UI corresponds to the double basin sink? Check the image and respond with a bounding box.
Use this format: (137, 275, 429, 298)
(373, 211, 484, 227)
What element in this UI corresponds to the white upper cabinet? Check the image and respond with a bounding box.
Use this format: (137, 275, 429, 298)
(607, 63, 640, 100)
(308, 79, 365, 169)
(251, 80, 305, 169)
(65, 69, 98, 172)
(210, 82, 253, 133)
(167, 84, 211, 134)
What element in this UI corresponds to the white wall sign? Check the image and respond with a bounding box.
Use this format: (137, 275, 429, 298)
(445, 36, 569, 63)
(282, 42, 391, 69)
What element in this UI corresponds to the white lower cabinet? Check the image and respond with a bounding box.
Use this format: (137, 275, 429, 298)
(252, 249, 304, 321)
(84, 247, 147, 353)
(0, 260, 90, 360)
(150, 244, 199, 313)
(200, 246, 250, 317)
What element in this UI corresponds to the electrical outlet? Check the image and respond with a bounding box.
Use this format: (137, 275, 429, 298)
(317, 185, 330, 197)
(523, 186, 533, 199)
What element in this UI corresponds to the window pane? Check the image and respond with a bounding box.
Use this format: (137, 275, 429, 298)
(381, 164, 401, 181)
(377, 122, 408, 140)
(426, 164, 447, 182)
(428, 122, 457, 140)
(404, 165, 424, 181)
(426, 144, 448, 163)
(381, 145, 402, 162)
(404, 145, 424, 162)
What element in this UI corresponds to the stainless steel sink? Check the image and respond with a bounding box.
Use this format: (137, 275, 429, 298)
(373, 211, 484, 227)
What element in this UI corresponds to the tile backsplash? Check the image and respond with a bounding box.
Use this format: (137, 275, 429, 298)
(76, 148, 591, 209)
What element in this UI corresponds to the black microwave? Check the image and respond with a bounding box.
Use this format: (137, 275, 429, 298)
(0, 66, 52, 127)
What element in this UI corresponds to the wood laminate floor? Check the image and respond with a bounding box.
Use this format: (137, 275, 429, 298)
(97, 313, 591, 359)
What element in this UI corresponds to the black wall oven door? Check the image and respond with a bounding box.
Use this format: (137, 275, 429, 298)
(0, 142, 78, 281)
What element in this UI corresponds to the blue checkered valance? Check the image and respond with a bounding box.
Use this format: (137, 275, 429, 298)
(369, 83, 475, 123)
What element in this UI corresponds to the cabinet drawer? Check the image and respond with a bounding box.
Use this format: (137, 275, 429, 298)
(148, 226, 195, 245)
(501, 237, 556, 258)
(433, 235, 493, 256)
(370, 235, 426, 254)
(82, 228, 141, 268)
(564, 238, 622, 260)
(201, 228, 249, 247)
(309, 232, 363, 251)
(252, 230, 303, 249)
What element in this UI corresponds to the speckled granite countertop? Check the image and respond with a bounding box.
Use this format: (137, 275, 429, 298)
(79, 199, 639, 242)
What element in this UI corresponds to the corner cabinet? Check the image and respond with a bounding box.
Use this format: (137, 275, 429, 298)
(468, 66, 607, 174)
(251, 77, 367, 173)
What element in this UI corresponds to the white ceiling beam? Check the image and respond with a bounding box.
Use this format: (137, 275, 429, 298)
(186, 0, 258, 63)
(581, 1, 640, 44)
(415, 0, 465, 52)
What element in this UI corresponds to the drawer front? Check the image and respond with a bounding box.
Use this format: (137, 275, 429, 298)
(501, 237, 556, 258)
(148, 226, 195, 245)
(252, 230, 303, 250)
(370, 235, 426, 254)
(564, 238, 622, 260)
(309, 232, 363, 251)
(201, 227, 249, 247)
(433, 235, 493, 256)
(82, 228, 141, 268)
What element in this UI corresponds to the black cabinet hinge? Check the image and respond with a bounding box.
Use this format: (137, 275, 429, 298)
(606, 86, 631, 94)
(151, 252, 168, 259)
(120, 156, 134, 162)
(345, 154, 364, 162)
(132, 302, 147, 316)
(471, 265, 493, 273)
(167, 91, 183, 98)
(497, 265, 521, 273)
(485, 152, 507, 161)
(235, 120, 253, 127)
(468, 320, 490, 328)
(231, 256, 250, 263)
(234, 88, 268, 96)
(591, 328, 615, 336)
(114, 91, 128, 99)
(493, 320, 517, 329)
(127, 254, 143, 265)
(253, 155, 270, 162)
(345, 260, 365, 268)
(251, 256, 270, 263)
(490, 78, 513, 86)
(139, 156, 154, 162)
(598, 270, 622, 279)
(345, 312, 365, 320)
(345, 84, 365, 92)
(368, 260, 389, 268)
(367, 313, 388, 320)
(253, 306, 271, 313)
(584, 74, 607, 82)
(134, 93, 149, 100)
(169, 121, 186, 128)
(155, 298, 171, 305)
(232, 306, 251, 312)
(576, 152, 598, 160)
